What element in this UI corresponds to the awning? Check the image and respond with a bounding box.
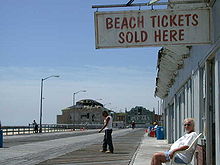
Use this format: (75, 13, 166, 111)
(154, 46, 190, 98)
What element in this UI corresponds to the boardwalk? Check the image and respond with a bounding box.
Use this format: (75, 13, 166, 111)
(0, 128, 170, 165)
(3, 129, 99, 148)
(0, 129, 144, 165)
(39, 129, 144, 165)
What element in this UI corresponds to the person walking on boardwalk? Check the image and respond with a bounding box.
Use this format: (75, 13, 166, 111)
(99, 110, 114, 153)
(33, 120, 38, 133)
(131, 121, 136, 129)
(151, 118, 198, 165)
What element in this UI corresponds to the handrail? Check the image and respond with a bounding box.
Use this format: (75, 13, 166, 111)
(1, 124, 103, 136)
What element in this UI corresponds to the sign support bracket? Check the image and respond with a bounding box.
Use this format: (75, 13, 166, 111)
(92, 0, 206, 9)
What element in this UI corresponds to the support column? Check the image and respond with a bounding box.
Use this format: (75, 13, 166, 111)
(215, 51, 220, 164)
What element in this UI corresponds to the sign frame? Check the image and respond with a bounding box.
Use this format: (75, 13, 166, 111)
(94, 8, 211, 49)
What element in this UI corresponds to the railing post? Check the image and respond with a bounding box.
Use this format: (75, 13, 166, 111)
(0, 121, 3, 148)
(0, 130, 3, 148)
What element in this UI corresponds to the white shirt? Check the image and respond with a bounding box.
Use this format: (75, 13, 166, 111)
(170, 132, 198, 163)
(104, 115, 113, 130)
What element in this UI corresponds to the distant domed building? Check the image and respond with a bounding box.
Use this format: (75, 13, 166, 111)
(57, 99, 109, 125)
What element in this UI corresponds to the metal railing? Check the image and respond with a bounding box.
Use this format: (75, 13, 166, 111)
(1, 124, 102, 136)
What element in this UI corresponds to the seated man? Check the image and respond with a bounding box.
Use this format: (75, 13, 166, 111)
(151, 118, 198, 165)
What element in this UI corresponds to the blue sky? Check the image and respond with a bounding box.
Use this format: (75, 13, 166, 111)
(0, 0, 162, 126)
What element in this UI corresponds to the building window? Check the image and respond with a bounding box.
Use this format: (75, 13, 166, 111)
(92, 114, 95, 121)
(138, 109, 141, 115)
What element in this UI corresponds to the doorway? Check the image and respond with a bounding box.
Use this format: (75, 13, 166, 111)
(205, 58, 216, 165)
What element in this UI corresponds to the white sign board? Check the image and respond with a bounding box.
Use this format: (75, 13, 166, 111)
(94, 8, 210, 49)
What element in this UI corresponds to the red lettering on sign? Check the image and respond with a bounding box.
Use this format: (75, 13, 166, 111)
(106, 16, 145, 30)
(178, 15, 184, 26)
(154, 29, 185, 42)
(150, 16, 157, 28)
(158, 16, 161, 27)
(162, 15, 168, 27)
(115, 17, 120, 29)
(126, 32, 133, 43)
(134, 31, 140, 42)
(185, 14, 191, 26)
(118, 32, 125, 43)
(179, 29, 184, 40)
(192, 14, 199, 26)
(154, 30, 161, 42)
(121, 18, 129, 29)
(151, 14, 199, 28)
(105, 12, 200, 45)
(163, 30, 169, 41)
(118, 31, 148, 44)
(141, 31, 148, 42)
(129, 17, 136, 28)
(170, 30, 178, 41)
(137, 16, 144, 28)
(170, 15, 177, 27)
(106, 18, 113, 29)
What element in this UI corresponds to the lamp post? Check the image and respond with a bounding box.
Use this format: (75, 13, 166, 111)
(73, 90, 86, 106)
(39, 75, 59, 133)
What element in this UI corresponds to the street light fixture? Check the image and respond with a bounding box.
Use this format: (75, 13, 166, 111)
(73, 90, 87, 106)
(39, 75, 60, 133)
